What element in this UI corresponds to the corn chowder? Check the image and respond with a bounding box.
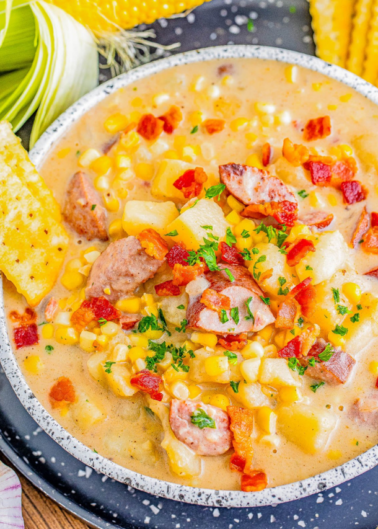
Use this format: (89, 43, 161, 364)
(5, 58, 378, 492)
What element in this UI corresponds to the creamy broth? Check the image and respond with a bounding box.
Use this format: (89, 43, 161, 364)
(5, 58, 378, 491)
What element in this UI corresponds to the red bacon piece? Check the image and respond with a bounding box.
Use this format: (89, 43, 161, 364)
(362, 227, 378, 254)
(173, 167, 207, 199)
(241, 471, 268, 492)
(340, 180, 367, 204)
(71, 297, 120, 332)
(295, 283, 317, 317)
(155, 280, 181, 297)
(287, 277, 312, 299)
(365, 267, 378, 279)
(228, 406, 255, 475)
(14, 323, 38, 349)
(130, 369, 163, 401)
(308, 160, 332, 186)
(286, 239, 316, 267)
(9, 307, 36, 325)
(137, 114, 164, 140)
(158, 105, 182, 134)
(49, 377, 76, 408)
(218, 333, 247, 351)
(275, 298, 298, 329)
(200, 288, 231, 313)
(303, 116, 331, 141)
(166, 243, 190, 268)
(242, 201, 298, 227)
(230, 453, 246, 473)
(351, 207, 370, 247)
(45, 298, 59, 322)
(137, 229, 169, 260)
(172, 262, 207, 286)
(371, 212, 378, 227)
(219, 241, 244, 265)
(277, 335, 302, 358)
(331, 158, 357, 186)
(300, 211, 334, 230)
(203, 119, 225, 134)
(262, 143, 272, 167)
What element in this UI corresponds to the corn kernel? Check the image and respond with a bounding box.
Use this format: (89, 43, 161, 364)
(104, 113, 128, 133)
(201, 394, 212, 404)
(327, 449, 342, 460)
(103, 288, 111, 296)
(225, 210, 241, 226)
(274, 331, 286, 350)
(340, 94, 353, 103)
(230, 117, 249, 132)
(309, 191, 322, 208)
(312, 83, 322, 91)
(234, 218, 255, 237)
(80, 330, 97, 352)
(241, 340, 265, 359)
(191, 332, 218, 349)
(115, 154, 131, 168)
(258, 324, 274, 343)
(143, 329, 164, 340)
(204, 356, 229, 377)
(207, 85, 221, 98)
(221, 74, 234, 86)
(279, 386, 301, 404)
(94, 175, 110, 192)
(328, 331, 345, 348)
(246, 153, 263, 169)
(24, 355, 44, 375)
(328, 193, 338, 206)
(41, 323, 54, 339)
(83, 250, 101, 264)
(164, 149, 179, 160)
(240, 358, 261, 383)
(256, 406, 276, 434)
(170, 381, 189, 400)
(119, 131, 140, 151)
(131, 96, 143, 107)
(369, 361, 378, 375)
(245, 132, 258, 146)
(143, 304, 159, 318)
(164, 366, 188, 384)
(96, 335, 109, 348)
(191, 75, 206, 92)
(90, 155, 113, 175)
(135, 162, 154, 181)
(109, 219, 124, 238)
(276, 110, 292, 125)
(101, 321, 120, 337)
(235, 236, 252, 252)
(255, 102, 276, 114)
(328, 104, 338, 111)
(182, 145, 199, 162)
(188, 384, 202, 399)
(128, 346, 146, 363)
(209, 394, 230, 411)
(78, 264, 92, 276)
(116, 297, 142, 313)
(227, 195, 244, 213)
(285, 65, 298, 83)
(78, 148, 101, 168)
(152, 92, 170, 106)
(61, 271, 84, 291)
(57, 147, 71, 159)
(129, 334, 149, 348)
(342, 282, 362, 305)
(55, 326, 79, 345)
(286, 224, 311, 243)
(189, 110, 204, 126)
(66, 258, 83, 272)
(141, 293, 155, 307)
(103, 193, 119, 212)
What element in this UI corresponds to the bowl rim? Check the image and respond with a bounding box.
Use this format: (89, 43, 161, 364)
(2, 44, 378, 508)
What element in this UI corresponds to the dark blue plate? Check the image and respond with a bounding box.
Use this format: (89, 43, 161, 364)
(3, 1, 378, 527)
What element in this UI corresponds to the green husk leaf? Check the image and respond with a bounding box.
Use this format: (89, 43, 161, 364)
(0, 2, 36, 71)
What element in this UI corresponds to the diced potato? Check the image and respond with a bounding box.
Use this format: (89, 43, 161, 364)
(71, 394, 105, 431)
(353, 133, 378, 172)
(296, 231, 350, 286)
(122, 200, 179, 236)
(188, 348, 230, 384)
(151, 160, 197, 201)
(159, 292, 188, 326)
(240, 358, 261, 383)
(87, 352, 108, 386)
(127, 439, 158, 464)
(104, 364, 138, 397)
(248, 243, 297, 297)
(273, 156, 309, 188)
(277, 403, 337, 454)
(259, 358, 301, 388)
(234, 382, 269, 410)
(344, 293, 378, 355)
(165, 198, 230, 250)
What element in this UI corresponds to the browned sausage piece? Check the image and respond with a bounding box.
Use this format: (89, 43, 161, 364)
(120, 313, 141, 330)
(300, 340, 356, 385)
(350, 392, 378, 427)
(299, 211, 334, 230)
(187, 264, 275, 334)
(169, 399, 232, 456)
(63, 172, 108, 241)
(86, 236, 165, 302)
(219, 163, 297, 206)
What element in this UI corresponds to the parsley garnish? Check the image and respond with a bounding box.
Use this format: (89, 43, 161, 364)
(165, 230, 178, 237)
(308, 357, 316, 367)
(357, 304, 363, 310)
(230, 307, 239, 324)
(297, 317, 304, 327)
(252, 247, 259, 254)
(205, 183, 226, 201)
(191, 408, 216, 429)
(289, 5, 296, 13)
(241, 229, 250, 238)
(245, 297, 255, 323)
(278, 276, 289, 296)
(240, 248, 252, 260)
(201, 225, 213, 230)
(350, 313, 360, 323)
(288, 357, 307, 375)
(190, 125, 199, 134)
(332, 324, 348, 337)
(220, 309, 229, 324)
(253, 254, 266, 280)
(297, 190, 309, 199)
(318, 343, 334, 362)
(230, 380, 240, 393)
(104, 361, 116, 374)
(38, 321, 48, 326)
(177, 305, 185, 310)
(45, 345, 54, 353)
(332, 288, 340, 304)
(98, 318, 107, 326)
(186, 250, 200, 266)
(197, 239, 219, 271)
(310, 381, 325, 393)
(225, 268, 235, 282)
(175, 319, 188, 333)
(91, 204, 97, 211)
(146, 341, 195, 373)
(337, 305, 350, 315)
(226, 227, 237, 247)
(260, 296, 270, 305)
(224, 350, 238, 365)
(138, 312, 169, 336)
(305, 265, 313, 271)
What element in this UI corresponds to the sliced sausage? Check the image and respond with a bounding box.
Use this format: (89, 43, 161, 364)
(219, 163, 297, 206)
(299, 211, 334, 230)
(86, 236, 165, 302)
(350, 392, 378, 427)
(187, 264, 275, 334)
(300, 340, 355, 385)
(63, 172, 108, 241)
(169, 399, 232, 456)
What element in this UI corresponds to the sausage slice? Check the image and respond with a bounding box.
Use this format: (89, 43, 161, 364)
(187, 264, 275, 334)
(300, 340, 356, 385)
(350, 392, 378, 427)
(63, 172, 108, 241)
(86, 236, 165, 302)
(169, 399, 232, 456)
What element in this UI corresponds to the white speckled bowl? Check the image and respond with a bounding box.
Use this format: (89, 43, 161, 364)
(2, 45, 378, 508)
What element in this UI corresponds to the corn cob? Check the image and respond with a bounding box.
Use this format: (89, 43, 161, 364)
(347, 0, 374, 75)
(362, 0, 378, 83)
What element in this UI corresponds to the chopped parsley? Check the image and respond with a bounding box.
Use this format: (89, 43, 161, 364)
(297, 189, 309, 199)
(252, 247, 259, 255)
(144, 406, 155, 418)
(350, 313, 360, 323)
(337, 305, 350, 315)
(252, 254, 266, 280)
(190, 125, 199, 134)
(255, 223, 276, 243)
(332, 324, 348, 337)
(318, 343, 334, 362)
(191, 408, 216, 429)
(230, 380, 240, 393)
(245, 297, 255, 323)
(308, 357, 316, 367)
(165, 230, 178, 237)
(205, 183, 226, 201)
(226, 227, 237, 247)
(177, 305, 185, 310)
(146, 341, 195, 373)
(260, 295, 270, 305)
(207, 233, 219, 241)
(175, 319, 188, 333)
(289, 5, 296, 13)
(91, 204, 97, 211)
(224, 350, 238, 365)
(45, 345, 54, 353)
(278, 276, 289, 296)
(357, 304, 363, 310)
(220, 309, 229, 324)
(197, 238, 219, 271)
(305, 265, 313, 271)
(288, 357, 307, 376)
(201, 225, 213, 230)
(138, 312, 170, 336)
(38, 321, 48, 326)
(230, 307, 240, 324)
(310, 381, 325, 393)
(332, 288, 340, 304)
(225, 268, 235, 282)
(104, 361, 116, 374)
(186, 250, 200, 266)
(297, 317, 304, 327)
(98, 317, 107, 326)
(240, 248, 252, 261)
(241, 229, 250, 238)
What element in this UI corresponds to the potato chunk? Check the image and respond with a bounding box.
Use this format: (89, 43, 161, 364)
(87, 352, 108, 386)
(296, 231, 349, 286)
(259, 358, 301, 388)
(151, 159, 197, 201)
(104, 363, 138, 397)
(188, 347, 231, 384)
(277, 403, 337, 454)
(165, 198, 229, 250)
(343, 293, 378, 355)
(234, 382, 269, 410)
(122, 200, 179, 236)
(71, 394, 105, 431)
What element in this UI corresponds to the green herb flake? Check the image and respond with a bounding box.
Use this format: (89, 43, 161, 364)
(175, 319, 188, 333)
(225, 268, 235, 282)
(253, 254, 266, 280)
(104, 361, 116, 374)
(230, 380, 240, 393)
(289, 5, 296, 13)
(357, 304, 363, 310)
(98, 318, 107, 326)
(305, 265, 313, 271)
(260, 295, 270, 305)
(337, 305, 350, 315)
(165, 230, 178, 237)
(191, 408, 216, 429)
(177, 305, 185, 310)
(288, 357, 307, 376)
(308, 357, 316, 367)
(205, 183, 226, 201)
(350, 313, 360, 323)
(190, 125, 199, 134)
(91, 204, 97, 211)
(318, 343, 335, 362)
(38, 321, 48, 326)
(45, 345, 54, 353)
(201, 225, 213, 230)
(310, 381, 325, 393)
(297, 317, 304, 327)
(247, 19, 254, 32)
(245, 297, 255, 323)
(297, 190, 309, 199)
(240, 248, 252, 261)
(230, 307, 240, 324)
(332, 288, 340, 304)
(224, 350, 238, 365)
(252, 247, 259, 255)
(226, 227, 237, 247)
(220, 309, 229, 324)
(241, 229, 250, 238)
(332, 324, 348, 337)
(144, 406, 155, 418)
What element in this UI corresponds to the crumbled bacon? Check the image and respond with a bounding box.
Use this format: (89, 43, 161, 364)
(286, 238, 316, 267)
(120, 314, 141, 330)
(172, 262, 207, 286)
(49, 377, 76, 408)
(201, 288, 231, 313)
(137, 229, 169, 260)
(282, 138, 309, 166)
(371, 212, 378, 227)
(340, 180, 367, 204)
(362, 227, 378, 254)
(228, 406, 255, 475)
(219, 241, 244, 265)
(230, 453, 246, 473)
(331, 157, 357, 186)
(365, 267, 378, 279)
(300, 325, 319, 356)
(130, 369, 163, 401)
(294, 282, 317, 317)
(287, 277, 313, 299)
(241, 471, 268, 492)
(137, 114, 164, 140)
(155, 280, 181, 296)
(173, 167, 207, 199)
(218, 64, 234, 76)
(14, 323, 38, 349)
(300, 211, 334, 230)
(303, 116, 331, 141)
(242, 200, 298, 227)
(262, 143, 272, 167)
(166, 243, 190, 268)
(277, 335, 302, 358)
(45, 297, 59, 322)
(202, 119, 225, 134)
(275, 299, 298, 329)
(158, 105, 182, 134)
(9, 307, 36, 324)
(307, 160, 332, 186)
(71, 297, 120, 332)
(218, 333, 247, 350)
(351, 207, 370, 247)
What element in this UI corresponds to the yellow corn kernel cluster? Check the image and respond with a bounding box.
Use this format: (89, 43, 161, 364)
(207, 393, 230, 411)
(191, 332, 218, 349)
(241, 340, 265, 359)
(104, 113, 128, 133)
(256, 406, 277, 434)
(342, 282, 362, 304)
(204, 356, 229, 377)
(24, 355, 44, 375)
(227, 195, 244, 213)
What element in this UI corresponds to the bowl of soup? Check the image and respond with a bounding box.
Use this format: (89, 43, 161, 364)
(2, 45, 378, 508)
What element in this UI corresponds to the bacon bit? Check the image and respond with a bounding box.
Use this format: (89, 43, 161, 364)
(155, 280, 181, 297)
(242, 200, 298, 227)
(364, 267, 378, 279)
(219, 241, 244, 265)
(241, 471, 268, 492)
(300, 324, 318, 356)
(372, 212, 378, 227)
(295, 282, 317, 317)
(173, 167, 208, 199)
(362, 227, 378, 254)
(218, 64, 234, 76)
(287, 277, 313, 299)
(286, 238, 316, 267)
(137, 229, 169, 260)
(282, 138, 309, 166)
(262, 143, 272, 167)
(230, 453, 246, 473)
(9, 307, 36, 324)
(300, 211, 334, 230)
(331, 157, 357, 186)
(218, 333, 248, 351)
(202, 118, 225, 134)
(307, 160, 332, 186)
(277, 335, 302, 358)
(227, 406, 255, 475)
(340, 180, 367, 204)
(303, 116, 331, 141)
(275, 299, 298, 329)
(45, 297, 59, 322)
(14, 323, 38, 349)
(260, 268, 273, 282)
(172, 262, 207, 286)
(201, 288, 231, 313)
(137, 114, 164, 140)
(120, 314, 141, 330)
(158, 105, 183, 134)
(49, 377, 76, 408)
(71, 297, 120, 332)
(351, 207, 370, 247)
(130, 369, 163, 401)
(166, 243, 190, 268)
